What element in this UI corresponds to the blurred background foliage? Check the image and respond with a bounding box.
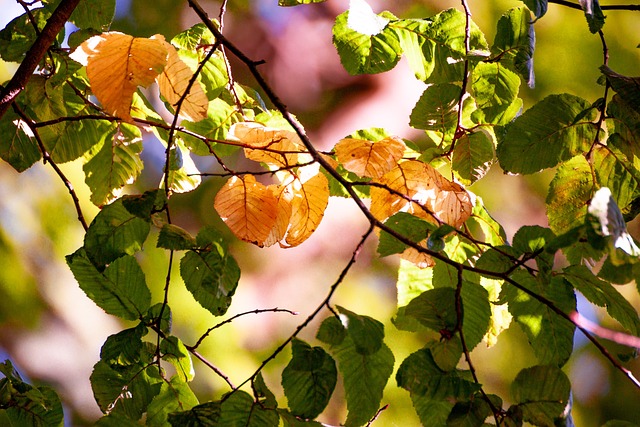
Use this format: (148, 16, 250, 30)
(0, 0, 639, 425)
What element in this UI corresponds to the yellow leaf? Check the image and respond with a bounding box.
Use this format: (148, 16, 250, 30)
(335, 136, 406, 179)
(370, 160, 472, 228)
(153, 35, 208, 122)
(230, 123, 306, 168)
(284, 172, 330, 247)
(213, 175, 278, 246)
(71, 32, 168, 122)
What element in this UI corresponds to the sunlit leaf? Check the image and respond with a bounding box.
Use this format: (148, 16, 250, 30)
(70, 0, 115, 31)
(163, 139, 202, 194)
(214, 174, 279, 246)
(71, 32, 168, 122)
(0, 108, 41, 172)
(492, 6, 535, 87)
(231, 122, 306, 168)
(153, 35, 208, 122)
(146, 376, 198, 427)
(182, 98, 241, 156)
(470, 62, 521, 123)
(451, 128, 495, 185)
(335, 136, 406, 179)
(161, 336, 195, 382)
(370, 160, 473, 228)
(284, 171, 330, 247)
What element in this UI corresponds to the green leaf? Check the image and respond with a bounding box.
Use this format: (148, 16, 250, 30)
(70, 0, 115, 30)
(512, 225, 556, 274)
(316, 316, 347, 346)
(147, 376, 199, 427)
(602, 66, 640, 116)
(161, 336, 195, 382)
(410, 395, 455, 427)
(336, 306, 385, 355)
(451, 128, 495, 185)
(409, 83, 461, 135)
(95, 413, 140, 426)
(592, 145, 639, 212)
(158, 224, 198, 250)
(217, 390, 279, 426)
(447, 394, 502, 427)
(171, 23, 215, 51)
(378, 212, 434, 257)
(332, 334, 394, 427)
(332, 9, 401, 75)
(497, 94, 597, 174)
(467, 196, 507, 246)
(83, 124, 144, 206)
(0, 108, 41, 172)
(392, 19, 436, 81)
(546, 155, 594, 235)
(564, 265, 640, 336)
(164, 139, 202, 194)
(168, 401, 221, 426)
(91, 361, 163, 420)
(100, 325, 148, 366)
(470, 62, 521, 125)
(279, 0, 326, 6)
(510, 365, 571, 426)
(580, 0, 606, 33)
(177, 49, 228, 102)
(83, 197, 152, 267)
(461, 281, 491, 350)
(476, 246, 519, 275)
(66, 250, 152, 321)
(180, 228, 241, 316)
(282, 339, 337, 419)
(144, 303, 173, 334)
(404, 287, 458, 333)
(501, 271, 576, 366)
(0, 9, 52, 62)
(396, 347, 480, 399)
(278, 410, 324, 426)
(491, 6, 535, 87)
(427, 337, 462, 371)
(522, 0, 548, 19)
(182, 99, 241, 156)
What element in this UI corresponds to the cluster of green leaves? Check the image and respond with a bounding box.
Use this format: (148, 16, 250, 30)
(1, 0, 640, 426)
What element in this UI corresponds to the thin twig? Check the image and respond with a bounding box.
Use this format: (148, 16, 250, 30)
(549, 0, 640, 11)
(365, 404, 389, 426)
(570, 311, 640, 349)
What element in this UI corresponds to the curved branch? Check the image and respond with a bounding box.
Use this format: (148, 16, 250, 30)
(0, 0, 81, 120)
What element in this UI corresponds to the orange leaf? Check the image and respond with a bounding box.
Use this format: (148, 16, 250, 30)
(262, 184, 294, 247)
(71, 32, 168, 122)
(153, 35, 208, 122)
(400, 240, 435, 268)
(370, 160, 472, 228)
(284, 171, 329, 247)
(213, 175, 278, 246)
(335, 136, 406, 179)
(230, 123, 306, 168)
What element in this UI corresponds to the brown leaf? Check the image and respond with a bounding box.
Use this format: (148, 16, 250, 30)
(230, 122, 306, 168)
(370, 160, 472, 228)
(283, 170, 330, 247)
(71, 32, 168, 122)
(153, 35, 208, 122)
(213, 175, 278, 246)
(335, 136, 406, 179)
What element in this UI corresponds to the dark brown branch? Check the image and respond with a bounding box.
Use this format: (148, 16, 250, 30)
(0, 0, 82, 120)
(549, 0, 640, 11)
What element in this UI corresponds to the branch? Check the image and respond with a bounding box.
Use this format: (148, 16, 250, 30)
(0, 0, 82, 120)
(549, 0, 640, 11)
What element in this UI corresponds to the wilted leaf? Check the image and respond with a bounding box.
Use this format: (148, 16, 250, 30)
(71, 32, 168, 122)
(370, 160, 473, 227)
(214, 175, 278, 246)
(335, 136, 406, 179)
(153, 35, 208, 122)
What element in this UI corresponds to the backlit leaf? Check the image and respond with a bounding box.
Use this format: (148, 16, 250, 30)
(214, 175, 279, 246)
(370, 160, 473, 228)
(451, 128, 495, 185)
(492, 6, 535, 87)
(146, 376, 198, 427)
(284, 171, 330, 247)
(511, 365, 571, 426)
(231, 122, 306, 169)
(0, 109, 41, 172)
(335, 136, 406, 179)
(71, 32, 168, 122)
(161, 336, 195, 382)
(153, 35, 208, 122)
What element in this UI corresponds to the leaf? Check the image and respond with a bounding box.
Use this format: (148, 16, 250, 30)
(564, 265, 640, 336)
(447, 394, 502, 427)
(0, 9, 53, 62)
(377, 212, 435, 257)
(279, 0, 326, 6)
(491, 6, 535, 87)
(179, 229, 241, 316)
(334, 136, 406, 179)
(153, 35, 208, 122)
(467, 196, 507, 246)
(470, 62, 521, 124)
(158, 224, 197, 251)
(409, 83, 460, 135)
(337, 305, 385, 355)
(460, 281, 492, 350)
(546, 155, 594, 235)
(0, 108, 41, 172)
(579, 0, 606, 33)
(217, 390, 279, 426)
(404, 287, 458, 333)
(333, 334, 394, 427)
(70, 0, 115, 31)
(283, 171, 330, 247)
(71, 32, 168, 122)
(601, 66, 640, 115)
(214, 175, 279, 246)
(332, 8, 401, 75)
(510, 365, 571, 426)
(522, 0, 548, 19)
(83, 124, 144, 206)
(451, 128, 495, 185)
(410, 395, 455, 427)
(146, 376, 199, 427)
(91, 361, 163, 420)
(83, 196, 152, 267)
(100, 325, 148, 366)
(164, 139, 202, 194)
(497, 94, 597, 174)
(370, 160, 473, 228)
(316, 316, 347, 346)
(182, 98, 241, 156)
(281, 339, 337, 419)
(66, 250, 152, 321)
(161, 336, 195, 382)
(231, 122, 305, 168)
(347, 0, 390, 36)
(392, 19, 436, 81)
(278, 410, 324, 426)
(501, 271, 576, 366)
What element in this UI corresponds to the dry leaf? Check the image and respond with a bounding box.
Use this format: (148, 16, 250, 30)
(153, 35, 208, 122)
(335, 136, 406, 179)
(284, 172, 330, 247)
(230, 122, 306, 168)
(400, 240, 435, 268)
(370, 160, 472, 227)
(71, 32, 168, 122)
(262, 184, 294, 247)
(214, 175, 278, 246)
